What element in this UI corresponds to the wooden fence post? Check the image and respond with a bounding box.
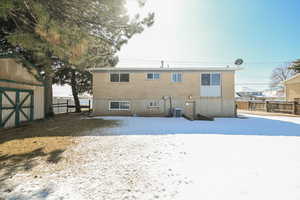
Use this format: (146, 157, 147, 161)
(88, 99, 91, 112)
(58, 98, 60, 114)
(67, 99, 69, 113)
(293, 101, 297, 115)
(234, 103, 238, 117)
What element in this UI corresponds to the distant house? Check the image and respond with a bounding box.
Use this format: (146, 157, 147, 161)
(236, 91, 264, 100)
(0, 57, 45, 128)
(236, 89, 285, 101)
(91, 67, 241, 118)
(262, 89, 285, 100)
(284, 73, 300, 103)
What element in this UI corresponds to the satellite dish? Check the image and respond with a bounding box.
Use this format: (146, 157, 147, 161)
(234, 59, 244, 66)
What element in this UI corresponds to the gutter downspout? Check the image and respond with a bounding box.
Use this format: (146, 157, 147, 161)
(169, 96, 173, 117)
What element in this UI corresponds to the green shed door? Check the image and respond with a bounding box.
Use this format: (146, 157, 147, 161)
(0, 87, 34, 128)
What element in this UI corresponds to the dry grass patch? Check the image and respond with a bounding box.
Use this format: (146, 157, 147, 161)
(0, 113, 117, 187)
(0, 113, 117, 155)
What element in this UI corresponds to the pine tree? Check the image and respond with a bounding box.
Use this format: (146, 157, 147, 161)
(53, 64, 93, 112)
(0, 0, 154, 116)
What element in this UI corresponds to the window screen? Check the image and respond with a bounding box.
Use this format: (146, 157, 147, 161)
(201, 74, 210, 85)
(110, 101, 130, 110)
(110, 102, 120, 109)
(153, 73, 160, 79)
(147, 73, 160, 80)
(120, 102, 130, 110)
(211, 73, 220, 86)
(110, 73, 119, 82)
(147, 73, 153, 79)
(172, 73, 182, 82)
(110, 73, 129, 82)
(120, 73, 129, 82)
(200, 73, 221, 97)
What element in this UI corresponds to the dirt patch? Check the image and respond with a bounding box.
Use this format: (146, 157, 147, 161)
(0, 113, 118, 191)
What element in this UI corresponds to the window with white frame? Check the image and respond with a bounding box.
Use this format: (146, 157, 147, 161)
(147, 73, 160, 80)
(201, 73, 221, 97)
(201, 73, 220, 86)
(172, 73, 182, 82)
(110, 73, 130, 82)
(109, 101, 130, 110)
(148, 100, 160, 107)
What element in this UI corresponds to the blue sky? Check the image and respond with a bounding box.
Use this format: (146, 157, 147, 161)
(118, 0, 300, 91)
(54, 0, 300, 96)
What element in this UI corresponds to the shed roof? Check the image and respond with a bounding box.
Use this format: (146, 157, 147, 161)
(0, 58, 44, 87)
(283, 73, 300, 84)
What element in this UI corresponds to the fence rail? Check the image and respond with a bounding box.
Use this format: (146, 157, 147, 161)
(52, 98, 91, 114)
(236, 100, 300, 115)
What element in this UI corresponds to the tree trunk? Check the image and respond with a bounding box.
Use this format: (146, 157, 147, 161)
(71, 70, 81, 113)
(44, 72, 54, 117)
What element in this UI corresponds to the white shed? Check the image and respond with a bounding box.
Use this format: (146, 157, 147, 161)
(0, 56, 45, 128)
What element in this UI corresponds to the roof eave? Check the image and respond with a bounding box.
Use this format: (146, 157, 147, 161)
(282, 73, 300, 84)
(90, 67, 243, 72)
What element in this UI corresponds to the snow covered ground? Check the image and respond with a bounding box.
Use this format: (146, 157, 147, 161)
(2, 114, 300, 200)
(98, 114, 300, 136)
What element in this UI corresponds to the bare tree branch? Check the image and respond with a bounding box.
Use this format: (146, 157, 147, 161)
(270, 65, 296, 89)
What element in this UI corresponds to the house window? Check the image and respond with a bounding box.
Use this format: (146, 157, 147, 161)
(201, 73, 220, 86)
(201, 74, 211, 86)
(148, 100, 160, 107)
(110, 73, 130, 82)
(110, 73, 119, 82)
(201, 73, 221, 97)
(172, 73, 182, 82)
(120, 73, 129, 82)
(147, 73, 160, 80)
(211, 73, 221, 85)
(109, 101, 130, 110)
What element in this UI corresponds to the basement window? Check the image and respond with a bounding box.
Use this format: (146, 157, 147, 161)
(109, 101, 130, 110)
(110, 73, 130, 82)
